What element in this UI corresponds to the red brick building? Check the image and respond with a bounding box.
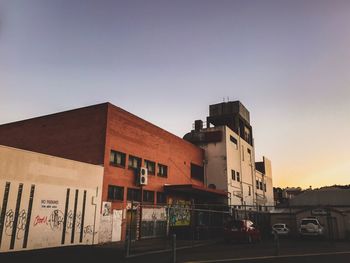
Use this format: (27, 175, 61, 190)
(0, 103, 226, 240)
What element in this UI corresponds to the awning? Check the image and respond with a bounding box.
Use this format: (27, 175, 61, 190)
(164, 184, 228, 198)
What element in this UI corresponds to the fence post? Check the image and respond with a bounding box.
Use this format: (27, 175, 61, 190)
(191, 200, 195, 247)
(326, 207, 334, 244)
(273, 230, 280, 256)
(125, 233, 130, 258)
(125, 200, 133, 258)
(172, 234, 177, 263)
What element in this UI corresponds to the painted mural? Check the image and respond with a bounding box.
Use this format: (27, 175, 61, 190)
(169, 200, 191, 226)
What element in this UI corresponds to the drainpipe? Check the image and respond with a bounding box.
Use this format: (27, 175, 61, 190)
(92, 187, 99, 244)
(238, 127, 244, 206)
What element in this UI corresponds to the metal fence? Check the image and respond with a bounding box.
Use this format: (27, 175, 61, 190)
(125, 203, 275, 242)
(124, 203, 350, 257)
(125, 202, 350, 260)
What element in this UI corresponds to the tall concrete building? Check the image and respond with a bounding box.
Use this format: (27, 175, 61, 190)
(184, 101, 274, 210)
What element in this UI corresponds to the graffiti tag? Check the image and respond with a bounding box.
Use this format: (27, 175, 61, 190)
(48, 209, 64, 231)
(4, 209, 27, 239)
(33, 215, 48, 226)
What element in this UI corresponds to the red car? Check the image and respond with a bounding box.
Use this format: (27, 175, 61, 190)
(224, 219, 261, 243)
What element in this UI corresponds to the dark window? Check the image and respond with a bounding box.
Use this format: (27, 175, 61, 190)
(191, 163, 204, 182)
(248, 186, 251, 196)
(128, 155, 141, 169)
(145, 160, 155, 175)
(230, 136, 238, 149)
(143, 190, 155, 203)
(107, 185, 124, 201)
(156, 192, 167, 204)
(256, 180, 259, 189)
(231, 170, 236, 181)
(157, 163, 168, 178)
(127, 188, 141, 202)
(259, 181, 263, 190)
(236, 172, 240, 182)
(110, 150, 126, 167)
(264, 183, 267, 192)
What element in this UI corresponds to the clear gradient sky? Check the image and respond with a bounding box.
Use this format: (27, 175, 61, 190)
(1, 0, 349, 189)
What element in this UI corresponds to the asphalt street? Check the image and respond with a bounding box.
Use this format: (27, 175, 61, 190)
(1, 238, 350, 263)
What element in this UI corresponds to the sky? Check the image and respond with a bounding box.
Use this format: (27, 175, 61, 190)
(1, 0, 349, 189)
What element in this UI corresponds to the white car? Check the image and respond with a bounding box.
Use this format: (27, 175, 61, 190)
(299, 218, 324, 237)
(272, 223, 290, 236)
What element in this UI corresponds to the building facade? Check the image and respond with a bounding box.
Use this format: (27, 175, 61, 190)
(0, 103, 226, 242)
(184, 101, 274, 210)
(0, 145, 103, 252)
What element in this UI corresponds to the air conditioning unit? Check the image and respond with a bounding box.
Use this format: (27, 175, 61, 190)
(139, 167, 148, 185)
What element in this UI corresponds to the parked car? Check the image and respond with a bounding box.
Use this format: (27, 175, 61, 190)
(224, 219, 261, 243)
(271, 223, 290, 237)
(299, 217, 324, 237)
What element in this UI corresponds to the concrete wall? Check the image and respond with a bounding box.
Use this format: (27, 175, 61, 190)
(262, 157, 274, 207)
(225, 126, 255, 207)
(202, 127, 227, 191)
(202, 126, 257, 207)
(198, 125, 274, 209)
(0, 146, 103, 252)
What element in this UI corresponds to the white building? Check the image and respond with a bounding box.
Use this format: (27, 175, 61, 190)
(0, 145, 103, 252)
(184, 101, 274, 210)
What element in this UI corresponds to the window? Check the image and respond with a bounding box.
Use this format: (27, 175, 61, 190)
(264, 183, 267, 192)
(241, 145, 244, 161)
(256, 180, 260, 190)
(236, 172, 240, 182)
(157, 163, 168, 177)
(157, 192, 167, 204)
(145, 160, 155, 175)
(259, 181, 263, 190)
(110, 150, 126, 167)
(191, 163, 204, 182)
(107, 185, 124, 201)
(230, 136, 238, 149)
(128, 155, 141, 169)
(127, 188, 141, 202)
(248, 186, 251, 196)
(231, 170, 236, 181)
(247, 148, 252, 162)
(244, 126, 251, 144)
(143, 190, 155, 203)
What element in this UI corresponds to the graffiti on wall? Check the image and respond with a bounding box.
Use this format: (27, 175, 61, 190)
(48, 209, 64, 231)
(102, 202, 111, 216)
(142, 208, 167, 221)
(169, 200, 191, 226)
(4, 209, 27, 240)
(33, 209, 83, 232)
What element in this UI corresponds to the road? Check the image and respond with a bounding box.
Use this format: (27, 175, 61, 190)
(1, 238, 350, 263)
(122, 239, 350, 263)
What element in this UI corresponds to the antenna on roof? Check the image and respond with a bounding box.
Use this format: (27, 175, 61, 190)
(227, 96, 229, 102)
(223, 97, 225, 102)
